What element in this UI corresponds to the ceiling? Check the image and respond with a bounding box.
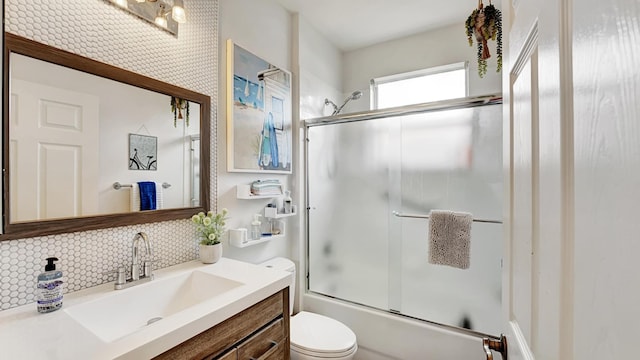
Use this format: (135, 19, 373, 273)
(274, 0, 501, 51)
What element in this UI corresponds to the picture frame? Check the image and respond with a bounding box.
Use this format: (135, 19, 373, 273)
(129, 134, 157, 171)
(226, 39, 293, 174)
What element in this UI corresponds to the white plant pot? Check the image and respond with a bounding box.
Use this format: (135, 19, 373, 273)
(199, 243, 223, 264)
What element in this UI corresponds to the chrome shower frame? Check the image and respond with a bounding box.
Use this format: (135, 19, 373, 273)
(302, 94, 503, 340)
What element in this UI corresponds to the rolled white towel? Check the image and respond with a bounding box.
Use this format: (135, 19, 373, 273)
(155, 182, 164, 210)
(130, 185, 140, 212)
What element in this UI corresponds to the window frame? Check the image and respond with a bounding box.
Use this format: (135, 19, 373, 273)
(370, 61, 469, 110)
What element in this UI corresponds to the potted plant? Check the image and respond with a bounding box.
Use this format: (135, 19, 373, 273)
(465, 0, 502, 78)
(191, 208, 228, 264)
(171, 96, 190, 127)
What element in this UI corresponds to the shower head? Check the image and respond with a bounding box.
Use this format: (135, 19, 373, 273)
(329, 90, 363, 116)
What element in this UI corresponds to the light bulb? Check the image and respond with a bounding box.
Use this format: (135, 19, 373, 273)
(172, 0, 186, 23)
(155, 3, 168, 28)
(112, 0, 128, 8)
(155, 15, 168, 28)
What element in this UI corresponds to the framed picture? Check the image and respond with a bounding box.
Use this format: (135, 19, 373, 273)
(226, 39, 292, 174)
(129, 134, 157, 171)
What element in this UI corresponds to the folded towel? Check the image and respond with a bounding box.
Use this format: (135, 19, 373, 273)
(428, 210, 472, 269)
(250, 179, 283, 195)
(138, 181, 156, 211)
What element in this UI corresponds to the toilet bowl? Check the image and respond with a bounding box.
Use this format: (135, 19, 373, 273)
(259, 257, 357, 360)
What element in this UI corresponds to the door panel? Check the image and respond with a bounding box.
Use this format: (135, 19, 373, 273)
(10, 79, 99, 222)
(510, 56, 535, 346)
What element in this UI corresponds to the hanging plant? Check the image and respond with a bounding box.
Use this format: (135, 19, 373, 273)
(465, 0, 502, 78)
(170, 97, 190, 127)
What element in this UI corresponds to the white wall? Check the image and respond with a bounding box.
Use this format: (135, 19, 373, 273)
(295, 15, 343, 119)
(217, 0, 295, 264)
(342, 23, 502, 114)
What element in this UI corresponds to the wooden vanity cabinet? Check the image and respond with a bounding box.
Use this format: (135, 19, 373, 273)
(153, 288, 290, 360)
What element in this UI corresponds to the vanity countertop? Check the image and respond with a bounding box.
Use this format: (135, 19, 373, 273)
(0, 258, 292, 359)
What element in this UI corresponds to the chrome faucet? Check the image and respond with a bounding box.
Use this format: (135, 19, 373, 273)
(131, 231, 152, 280)
(107, 232, 155, 290)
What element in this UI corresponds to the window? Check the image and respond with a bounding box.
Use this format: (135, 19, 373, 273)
(371, 62, 468, 110)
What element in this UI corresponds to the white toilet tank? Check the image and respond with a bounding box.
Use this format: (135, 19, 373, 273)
(259, 257, 358, 360)
(259, 257, 295, 315)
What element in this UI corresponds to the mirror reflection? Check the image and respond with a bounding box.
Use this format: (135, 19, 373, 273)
(3, 33, 210, 240)
(9, 53, 201, 223)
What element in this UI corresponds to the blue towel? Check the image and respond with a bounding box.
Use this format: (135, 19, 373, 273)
(138, 181, 156, 211)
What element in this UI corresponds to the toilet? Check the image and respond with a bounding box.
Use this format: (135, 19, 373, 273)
(260, 257, 358, 360)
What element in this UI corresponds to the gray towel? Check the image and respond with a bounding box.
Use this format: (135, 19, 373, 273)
(428, 210, 472, 269)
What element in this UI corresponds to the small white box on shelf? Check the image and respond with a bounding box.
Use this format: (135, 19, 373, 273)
(229, 221, 285, 248)
(229, 228, 248, 247)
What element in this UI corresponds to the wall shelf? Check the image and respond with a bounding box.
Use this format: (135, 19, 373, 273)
(264, 207, 297, 219)
(230, 234, 285, 248)
(236, 184, 282, 200)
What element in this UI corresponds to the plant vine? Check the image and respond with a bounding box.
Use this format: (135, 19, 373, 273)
(465, 1, 502, 77)
(170, 97, 190, 128)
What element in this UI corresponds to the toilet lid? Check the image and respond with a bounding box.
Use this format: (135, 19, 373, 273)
(291, 311, 357, 355)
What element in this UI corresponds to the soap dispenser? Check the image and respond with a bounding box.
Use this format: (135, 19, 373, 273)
(251, 214, 262, 240)
(283, 190, 293, 214)
(36, 257, 64, 313)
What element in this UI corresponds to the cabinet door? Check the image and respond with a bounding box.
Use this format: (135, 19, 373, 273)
(214, 348, 237, 360)
(153, 291, 285, 360)
(237, 318, 287, 360)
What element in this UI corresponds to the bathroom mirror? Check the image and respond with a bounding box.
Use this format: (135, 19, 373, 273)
(1, 33, 211, 240)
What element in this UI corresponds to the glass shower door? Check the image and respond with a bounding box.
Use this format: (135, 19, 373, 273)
(307, 103, 503, 335)
(307, 117, 393, 310)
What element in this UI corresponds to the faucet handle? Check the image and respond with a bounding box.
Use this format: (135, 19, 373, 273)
(143, 258, 161, 278)
(103, 267, 127, 285)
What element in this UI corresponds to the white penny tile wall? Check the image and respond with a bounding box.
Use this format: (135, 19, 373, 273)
(1, 0, 218, 310)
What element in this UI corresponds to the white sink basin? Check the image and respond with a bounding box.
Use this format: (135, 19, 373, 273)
(65, 270, 244, 343)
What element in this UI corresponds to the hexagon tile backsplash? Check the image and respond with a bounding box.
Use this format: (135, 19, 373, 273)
(1, 0, 218, 311)
(0, 220, 201, 310)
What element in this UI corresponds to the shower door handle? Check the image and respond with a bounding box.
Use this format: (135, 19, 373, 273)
(482, 334, 507, 360)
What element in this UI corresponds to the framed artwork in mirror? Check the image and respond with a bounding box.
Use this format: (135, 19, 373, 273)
(226, 39, 292, 174)
(129, 134, 158, 171)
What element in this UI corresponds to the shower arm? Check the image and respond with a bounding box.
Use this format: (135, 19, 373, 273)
(324, 98, 338, 114)
(332, 98, 353, 116)
(325, 90, 363, 116)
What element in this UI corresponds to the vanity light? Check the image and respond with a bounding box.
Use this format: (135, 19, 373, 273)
(172, 0, 187, 24)
(108, 0, 187, 33)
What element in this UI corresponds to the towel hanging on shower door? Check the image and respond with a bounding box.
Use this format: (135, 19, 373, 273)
(427, 209, 472, 269)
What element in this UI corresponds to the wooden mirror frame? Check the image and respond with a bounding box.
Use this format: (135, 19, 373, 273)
(1, 33, 211, 241)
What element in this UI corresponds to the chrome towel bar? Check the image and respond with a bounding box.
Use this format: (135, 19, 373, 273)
(113, 182, 171, 190)
(392, 211, 502, 224)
